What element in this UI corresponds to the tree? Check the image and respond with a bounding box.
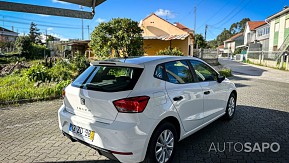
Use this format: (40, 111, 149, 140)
(229, 18, 250, 34)
(194, 34, 207, 49)
(46, 35, 57, 42)
(29, 22, 41, 44)
(89, 18, 144, 58)
(15, 36, 32, 56)
(216, 28, 232, 46)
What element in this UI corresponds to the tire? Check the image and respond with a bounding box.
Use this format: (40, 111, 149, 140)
(224, 93, 237, 120)
(143, 122, 178, 163)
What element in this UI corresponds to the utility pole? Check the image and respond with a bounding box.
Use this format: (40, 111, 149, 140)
(192, 6, 197, 56)
(87, 25, 90, 40)
(44, 29, 47, 58)
(80, 5, 84, 40)
(205, 24, 208, 41)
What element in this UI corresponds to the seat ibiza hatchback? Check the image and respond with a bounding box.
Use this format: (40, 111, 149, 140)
(58, 56, 237, 163)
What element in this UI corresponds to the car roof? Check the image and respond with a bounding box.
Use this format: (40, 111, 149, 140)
(91, 56, 202, 66)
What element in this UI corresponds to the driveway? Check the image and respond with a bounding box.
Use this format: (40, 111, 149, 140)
(1, 60, 289, 162)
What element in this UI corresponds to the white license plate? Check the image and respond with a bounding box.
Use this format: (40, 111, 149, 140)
(69, 123, 95, 141)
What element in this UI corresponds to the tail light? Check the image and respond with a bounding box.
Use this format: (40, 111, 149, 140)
(113, 96, 150, 113)
(62, 88, 66, 98)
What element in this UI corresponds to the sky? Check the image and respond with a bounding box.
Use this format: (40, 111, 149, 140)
(0, 0, 288, 41)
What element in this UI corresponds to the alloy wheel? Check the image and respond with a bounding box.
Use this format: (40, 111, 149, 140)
(155, 129, 174, 163)
(228, 97, 235, 116)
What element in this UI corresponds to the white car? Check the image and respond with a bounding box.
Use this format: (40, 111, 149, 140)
(58, 56, 237, 163)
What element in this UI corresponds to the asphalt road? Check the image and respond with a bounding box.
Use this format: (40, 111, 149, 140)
(1, 59, 289, 163)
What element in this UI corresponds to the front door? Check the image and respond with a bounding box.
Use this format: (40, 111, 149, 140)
(189, 60, 227, 123)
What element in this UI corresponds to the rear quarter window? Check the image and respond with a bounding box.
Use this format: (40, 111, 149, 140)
(72, 66, 143, 92)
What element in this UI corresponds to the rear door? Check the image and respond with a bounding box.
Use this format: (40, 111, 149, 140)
(64, 63, 143, 124)
(163, 60, 204, 132)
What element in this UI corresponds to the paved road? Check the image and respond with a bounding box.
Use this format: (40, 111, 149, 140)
(1, 59, 289, 163)
(219, 58, 289, 84)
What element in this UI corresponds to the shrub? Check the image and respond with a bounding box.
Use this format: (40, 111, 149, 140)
(219, 68, 232, 77)
(24, 64, 51, 82)
(71, 53, 90, 75)
(156, 47, 183, 56)
(49, 60, 74, 82)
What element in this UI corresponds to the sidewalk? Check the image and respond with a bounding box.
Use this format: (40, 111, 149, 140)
(219, 58, 289, 84)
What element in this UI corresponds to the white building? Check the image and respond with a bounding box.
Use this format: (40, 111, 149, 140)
(243, 21, 267, 46)
(255, 23, 270, 51)
(266, 6, 289, 52)
(0, 27, 18, 42)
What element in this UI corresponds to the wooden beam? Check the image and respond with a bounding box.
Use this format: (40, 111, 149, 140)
(0, 1, 93, 19)
(58, 0, 106, 8)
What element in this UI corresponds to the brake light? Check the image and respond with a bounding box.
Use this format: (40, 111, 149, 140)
(62, 88, 65, 98)
(113, 96, 150, 113)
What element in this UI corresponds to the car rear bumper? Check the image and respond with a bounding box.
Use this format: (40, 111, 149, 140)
(58, 104, 151, 163)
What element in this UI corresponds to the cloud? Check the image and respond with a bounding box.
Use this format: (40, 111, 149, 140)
(155, 9, 176, 19)
(40, 33, 68, 42)
(95, 18, 106, 23)
(50, 33, 69, 41)
(47, 27, 53, 31)
(51, 0, 68, 4)
(37, 14, 50, 17)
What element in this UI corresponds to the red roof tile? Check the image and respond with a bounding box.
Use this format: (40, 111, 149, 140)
(248, 21, 266, 30)
(225, 33, 243, 42)
(174, 22, 192, 32)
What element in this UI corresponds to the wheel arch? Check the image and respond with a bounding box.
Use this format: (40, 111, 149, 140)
(231, 90, 237, 100)
(153, 116, 181, 141)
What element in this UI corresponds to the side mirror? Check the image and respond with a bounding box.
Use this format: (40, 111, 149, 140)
(217, 75, 226, 83)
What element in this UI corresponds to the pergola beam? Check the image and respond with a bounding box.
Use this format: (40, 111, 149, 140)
(0, 1, 94, 19)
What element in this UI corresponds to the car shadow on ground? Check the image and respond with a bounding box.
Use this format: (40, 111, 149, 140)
(173, 105, 289, 162)
(53, 105, 289, 163)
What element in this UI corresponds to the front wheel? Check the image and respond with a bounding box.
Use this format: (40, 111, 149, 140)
(224, 93, 236, 120)
(143, 123, 177, 163)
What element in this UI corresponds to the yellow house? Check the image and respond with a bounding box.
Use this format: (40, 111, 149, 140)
(139, 13, 194, 56)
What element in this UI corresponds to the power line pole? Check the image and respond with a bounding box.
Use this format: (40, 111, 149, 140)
(192, 6, 197, 56)
(205, 24, 208, 41)
(80, 5, 84, 40)
(194, 6, 196, 34)
(87, 25, 90, 40)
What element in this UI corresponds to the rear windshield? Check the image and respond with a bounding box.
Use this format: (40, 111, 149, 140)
(71, 65, 143, 92)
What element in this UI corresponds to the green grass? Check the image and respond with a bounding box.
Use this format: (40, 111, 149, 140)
(219, 68, 232, 77)
(0, 73, 70, 104)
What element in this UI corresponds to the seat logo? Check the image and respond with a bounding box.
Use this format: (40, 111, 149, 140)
(80, 98, 85, 105)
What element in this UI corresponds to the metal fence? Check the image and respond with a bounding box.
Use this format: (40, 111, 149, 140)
(247, 51, 281, 61)
(193, 49, 218, 59)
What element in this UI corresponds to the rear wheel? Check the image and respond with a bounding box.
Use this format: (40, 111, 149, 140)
(224, 93, 236, 120)
(143, 122, 177, 163)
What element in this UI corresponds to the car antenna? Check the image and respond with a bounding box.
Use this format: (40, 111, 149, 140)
(124, 55, 128, 62)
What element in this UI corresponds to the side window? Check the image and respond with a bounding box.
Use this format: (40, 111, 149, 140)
(164, 60, 193, 84)
(189, 60, 218, 82)
(154, 64, 164, 80)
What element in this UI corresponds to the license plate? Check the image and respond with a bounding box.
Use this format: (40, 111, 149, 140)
(69, 123, 95, 141)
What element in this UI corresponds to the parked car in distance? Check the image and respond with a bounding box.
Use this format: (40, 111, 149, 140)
(58, 56, 237, 163)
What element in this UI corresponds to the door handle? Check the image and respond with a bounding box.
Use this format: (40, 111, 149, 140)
(173, 96, 183, 101)
(204, 91, 210, 95)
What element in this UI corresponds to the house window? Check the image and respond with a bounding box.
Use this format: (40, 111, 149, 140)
(286, 19, 289, 28)
(275, 23, 279, 32)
